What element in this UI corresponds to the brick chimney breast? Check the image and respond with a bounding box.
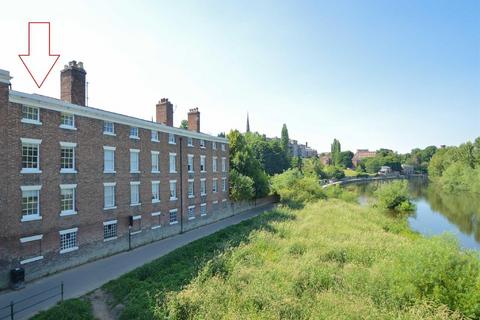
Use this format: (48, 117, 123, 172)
(188, 107, 200, 132)
(60, 60, 86, 106)
(156, 98, 174, 126)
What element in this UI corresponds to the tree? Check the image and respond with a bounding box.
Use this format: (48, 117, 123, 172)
(281, 124, 290, 153)
(331, 139, 341, 165)
(218, 132, 226, 138)
(180, 120, 188, 130)
(229, 170, 254, 202)
(337, 151, 354, 168)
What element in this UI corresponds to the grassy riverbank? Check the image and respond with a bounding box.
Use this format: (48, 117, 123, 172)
(34, 199, 480, 319)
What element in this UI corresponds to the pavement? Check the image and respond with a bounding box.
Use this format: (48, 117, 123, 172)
(0, 204, 274, 319)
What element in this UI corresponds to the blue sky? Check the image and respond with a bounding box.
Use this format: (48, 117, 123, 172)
(1, 0, 478, 153)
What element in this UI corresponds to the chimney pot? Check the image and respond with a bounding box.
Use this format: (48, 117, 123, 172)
(61, 60, 87, 106)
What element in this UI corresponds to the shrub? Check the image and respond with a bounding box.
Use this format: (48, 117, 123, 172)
(271, 169, 325, 208)
(31, 299, 93, 320)
(374, 180, 415, 211)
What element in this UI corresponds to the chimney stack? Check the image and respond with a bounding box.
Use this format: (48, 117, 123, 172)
(60, 61, 86, 106)
(188, 108, 200, 132)
(156, 98, 173, 126)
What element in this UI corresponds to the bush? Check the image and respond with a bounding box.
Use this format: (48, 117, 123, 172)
(323, 166, 345, 180)
(374, 180, 415, 211)
(31, 299, 93, 320)
(271, 169, 325, 208)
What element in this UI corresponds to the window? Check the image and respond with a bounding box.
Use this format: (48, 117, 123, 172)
(169, 209, 178, 224)
(200, 139, 205, 148)
(200, 203, 207, 216)
(187, 137, 193, 146)
(187, 154, 194, 172)
(130, 215, 142, 235)
(130, 127, 139, 139)
(200, 156, 206, 172)
(103, 183, 116, 209)
(221, 144, 226, 151)
(21, 105, 41, 125)
(19, 234, 44, 265)
(168, 133, 175, 144)
(169, 153, 177, 173)
(213, 178, 218, 193)
(188, 179, 194, 198)
(60, 142, 76, 173)
(188, 206, 195, 220)
(60, 184, 77, 216)
(151, 151, 160, 173)
(60, 113, 75, 129)
(151, 130, 159, 142)
(151, 212, 161, 230)
(222, 177, 227, 192)
(222, 157, 226, 172)
(130, 182, 140, 206)
(212, 142, 217, 150)
(103, 146, 115, 173)
(200, 179, 206, 196)
(21, 138, 42, 173)
(169, 180, 177, 200)
(21, 185, 42, 222)
(59, 228, 78, 253)
(130, 149, 140, 173)
(103, 220, 117, 241)
(103, 121, 115, 135)
(212, 157, 217, 172)
(152, 181, 160, 203)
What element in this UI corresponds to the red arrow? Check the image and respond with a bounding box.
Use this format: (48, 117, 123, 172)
(19, 22, 60, 88)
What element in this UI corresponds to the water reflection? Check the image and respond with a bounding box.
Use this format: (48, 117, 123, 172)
(348, 178, 480, 250)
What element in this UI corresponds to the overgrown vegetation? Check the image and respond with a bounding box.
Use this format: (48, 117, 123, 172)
(31, 299, 93, 320)
(374, 180, 415, 211)
(428, 137, 480, 194)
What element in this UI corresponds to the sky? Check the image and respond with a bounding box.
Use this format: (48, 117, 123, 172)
(0, 0, 478, 153)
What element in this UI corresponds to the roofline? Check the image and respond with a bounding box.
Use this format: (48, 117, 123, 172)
(9, 90, 228, 143)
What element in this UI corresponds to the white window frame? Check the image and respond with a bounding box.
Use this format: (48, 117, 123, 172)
(151, 151, 160, 173)
(221, 144, 226, 151)
(169, 209, 178, 225)
(188, 179, 194, 198)
(130, 181, 141, 206)
(187, 154, 194, 173)
(103, 220, 118, 241)
(169, 180, 177, 200)
(21, 138, 42, 174)
(130, 149, 140, 173)
(200, 155, 206, 172)
(169, 153, 177, 173)
(168, 133, 176, 144)
(151, 211, 161, 230)
(59, 227, 78, 254)
(212, 142, 217, 150)
(213, 178, 218, 193)
(212, 156, 217, 172)
(188, 205, 196, 220)
(187, 137, 193, 147)
(19, 234, 44, 265)
(103, 182, 117, 210)
(200, 139, 206, 148)
(103, 146, 116, 173)
(151, 130, 159, 142)
(200, 203, 207, 216)
(20, 185, 42, 222)
(60, 142, 77, 174)
(222, 177, 227, 192)
(103, 121, 116, 136)
(60, 113, 76, 130)
(222, 157, 227, 172)
(60, 184, 77, 216)
(200, 178, 206, 196)
(130, 127, 140, 139)
(152, 181, 160, 203)
(21, 105, 42, 125)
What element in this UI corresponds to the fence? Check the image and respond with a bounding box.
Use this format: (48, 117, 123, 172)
(0, 282, 63, 320)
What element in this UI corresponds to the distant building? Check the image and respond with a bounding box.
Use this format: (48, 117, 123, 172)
(352, 149, 377, 167)
(319, 153, 332, 165)
(378, 166, 392, 175)
(401, 164, 415, 175)
(288, 140, 317, 158)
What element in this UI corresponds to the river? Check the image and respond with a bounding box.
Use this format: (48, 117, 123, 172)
(348, 178, 480, 250)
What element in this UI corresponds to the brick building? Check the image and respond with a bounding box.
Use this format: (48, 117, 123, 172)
(352, 149, 377, 167)
(0, 61, 232, 288)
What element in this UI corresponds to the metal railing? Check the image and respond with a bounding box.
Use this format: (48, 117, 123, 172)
(0, 282, 63, 320)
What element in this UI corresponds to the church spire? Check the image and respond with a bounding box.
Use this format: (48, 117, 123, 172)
(246, 112, 251, 133)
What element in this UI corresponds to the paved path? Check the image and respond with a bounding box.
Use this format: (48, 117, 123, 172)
(0, 204, 274, 320)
